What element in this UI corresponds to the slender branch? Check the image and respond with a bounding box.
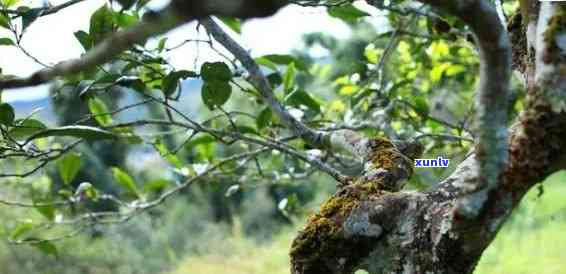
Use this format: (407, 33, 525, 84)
(5, 0, 86, 18)
(107, 118, 347, 182)
(415, 133, 474, 143)
(138, 148, 270, 210)
(0, 140, 82, 178)
(199, 17, 330, 149)
(290, 0, 350, 7)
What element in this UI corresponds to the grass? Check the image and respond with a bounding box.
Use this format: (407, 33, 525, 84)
(170, 171, 566, 274)
(475, 170, 566, 274)
(169, 220, 292, 274)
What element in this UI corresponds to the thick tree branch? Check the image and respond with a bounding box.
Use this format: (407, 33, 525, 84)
(0, 0, 289, 90)
(0, 8, 187, 90)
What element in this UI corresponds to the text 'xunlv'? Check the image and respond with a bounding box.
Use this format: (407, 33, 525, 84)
(414, 157, 450, 168)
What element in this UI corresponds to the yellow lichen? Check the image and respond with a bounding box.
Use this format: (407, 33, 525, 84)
(367, 137, 395, 152)
(290, 137, 411, 272)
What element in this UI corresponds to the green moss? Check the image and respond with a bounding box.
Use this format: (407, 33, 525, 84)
(366, 144, 413, 191)
(290, 183, 383, 273)
(291, 182, 383, 256)
(290, 137, 410, 273)
(319, 194, 358, 217)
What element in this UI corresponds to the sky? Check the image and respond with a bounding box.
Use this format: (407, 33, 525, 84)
(0, 0, 366, 102)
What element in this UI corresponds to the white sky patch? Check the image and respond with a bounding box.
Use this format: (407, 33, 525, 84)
(0, 0, 368, 103)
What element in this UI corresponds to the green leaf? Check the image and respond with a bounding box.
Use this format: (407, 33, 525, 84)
(32, 203, 55, 221)
(285, 90, 321, 113)
(88, 97, 113, 126)
(10, 221, 34, 241)
(96, 73, 121, 84)
(279, 194, 300, 217)
(21, 8, 42, 32)
(201, 81, 232, 110)
(328, 4, 370, 23)
(9, 119, 46, 139)
(413, 97, 430, 117)
(116, 13, 138, 28)
(266, 72, 283, 88)
(33, 241, 58, 257)
(255, 57, 278, 71)
(364, 44, 382, 64)
(185, 135, 216, 150)
(1, 0, 20, 7)
(89, 5, 115, 45)
(0, 12, 10, 29)
(157, 37, 167, 53)
(113, 127, 143, 144)
(162, 70, 198, 97)
(26, 125, 116, 141)
(57, 153, 82, 185)
(236, 125, 257, 135)
(430, 63, 450, 83)
(0, 103, 15, 125)
(201, 62, 232, 82)
(154, 138, 183, 167)
(0, 37, 14, 46)
(74, 30, 92, 51)
(184, 135, 216, 161)
(260, 54, 308, 71)
(143, 178, 170, 194)
(256, 107, 272, 130)
(111, 167, 139, 196)
(283, 62, 296, 93)
(218, 16, 242, 34)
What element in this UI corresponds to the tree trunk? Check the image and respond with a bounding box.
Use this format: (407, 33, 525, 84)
(290, 2, 566, 274)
